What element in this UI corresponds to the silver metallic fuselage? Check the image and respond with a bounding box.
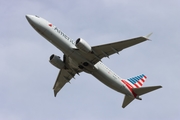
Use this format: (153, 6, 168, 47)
(26, 15, 133, 97)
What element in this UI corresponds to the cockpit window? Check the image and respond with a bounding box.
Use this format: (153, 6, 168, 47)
(35, 15, 39, 18)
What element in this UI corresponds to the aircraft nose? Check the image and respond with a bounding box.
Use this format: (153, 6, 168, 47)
(25, 14, 33, 22)
(25, 14, 40, 28)
(25, 14, 29, 19)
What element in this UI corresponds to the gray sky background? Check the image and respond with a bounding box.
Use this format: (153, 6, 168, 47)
(1, 0, 180, 120)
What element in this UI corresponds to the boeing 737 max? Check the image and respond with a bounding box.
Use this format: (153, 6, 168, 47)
(26, 15, 162, 108)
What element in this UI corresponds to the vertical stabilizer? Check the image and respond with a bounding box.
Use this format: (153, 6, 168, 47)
(123, 74, 147, 88)
(121, 74, 162, 108)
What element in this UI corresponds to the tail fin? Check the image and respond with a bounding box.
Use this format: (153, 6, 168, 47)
(122, 86, 162, 108)
(121, 74, 162, 108)
(126, 74, 147, 88)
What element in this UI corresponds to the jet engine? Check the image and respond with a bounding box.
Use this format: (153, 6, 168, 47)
(75, 38, 92, 53)
(49, 54, 65, 69)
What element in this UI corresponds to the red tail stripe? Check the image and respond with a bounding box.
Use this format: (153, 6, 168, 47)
(141, 78, 145, 82)
(138, 81, 142, 86)
(134, 84, 139, 88)
(121, 80, 137, 97)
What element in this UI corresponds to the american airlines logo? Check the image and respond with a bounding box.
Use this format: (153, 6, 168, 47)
(54, 27, 75, 44)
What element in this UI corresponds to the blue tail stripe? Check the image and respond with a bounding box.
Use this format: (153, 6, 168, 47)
(128, 79, 133, 83)
(127, 74, 146, 85)
(128, 78, 137, 84)
(134, 77, 137, 80)
(131, 78, 137, 83)
(141, 74, 144, 77)
(128, 79, 135, 84)
(131, 81, 136, 84)
(134, 78, 138, 82)
(131, 79, 136, 84)
(135, 77, 139, 81)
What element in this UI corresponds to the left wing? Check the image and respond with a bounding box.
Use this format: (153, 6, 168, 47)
(53, 68, 76, 97)
(53, 54, 81, 97)
(89, 35, 151, 64)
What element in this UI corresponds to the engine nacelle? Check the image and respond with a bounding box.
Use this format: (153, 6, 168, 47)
(75, 38, 92, 53)
(49, 54, 65, 69)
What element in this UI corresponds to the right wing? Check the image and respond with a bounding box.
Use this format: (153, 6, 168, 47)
(53, 68, 76, 97)
(90, 35, 150, 64)
(74, 34, 151, 65)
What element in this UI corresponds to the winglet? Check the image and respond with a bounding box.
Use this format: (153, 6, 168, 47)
(54, 90, 58, 97)
(145, 33, 153, 39)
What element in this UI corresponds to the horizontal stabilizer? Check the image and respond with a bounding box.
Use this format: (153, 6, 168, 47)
(133, 86, 162, 96)
(122, 95, 134, 108)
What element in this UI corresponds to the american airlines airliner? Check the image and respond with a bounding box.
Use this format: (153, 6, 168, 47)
(26, 15, 162, 108)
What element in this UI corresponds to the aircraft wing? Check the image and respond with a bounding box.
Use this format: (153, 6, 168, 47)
(53, 54, 82, 97)
(90, 35, 150, 63)
(53, 68, 76, 97)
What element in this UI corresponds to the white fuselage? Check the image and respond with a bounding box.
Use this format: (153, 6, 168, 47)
(26, 15, 133, 97)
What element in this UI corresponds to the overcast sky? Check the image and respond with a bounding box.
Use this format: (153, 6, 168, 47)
(1, 0, 180, 120)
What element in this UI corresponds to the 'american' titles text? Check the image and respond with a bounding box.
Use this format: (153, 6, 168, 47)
(54, 27, 75, 44)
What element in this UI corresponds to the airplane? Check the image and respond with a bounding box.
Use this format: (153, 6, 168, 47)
(26, 15, 162, 108)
